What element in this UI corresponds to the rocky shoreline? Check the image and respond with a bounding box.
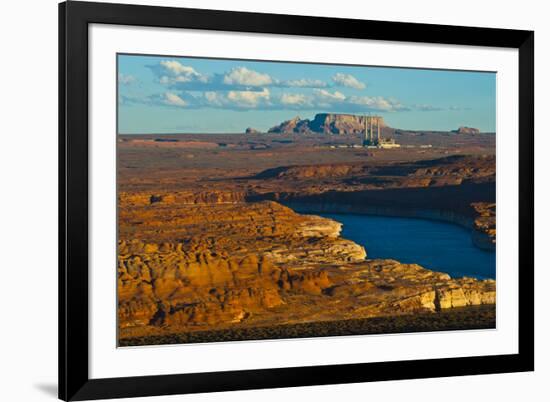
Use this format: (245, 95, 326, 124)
(117, 138, 497, 345)
(118, 200, 495, 345)
(245, 155, 496, 250)
(281, 201, 494, 251)
(283, 201, 496, 251)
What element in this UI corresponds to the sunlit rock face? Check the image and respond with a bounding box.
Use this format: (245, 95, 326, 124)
(118, 246, 284, 328)
(118, 199, 495, 338)
(454, 126, 481, 135)
(267, 113, 386, 135)
(308, 113, 386, 135)
(116, 131, 496, 343)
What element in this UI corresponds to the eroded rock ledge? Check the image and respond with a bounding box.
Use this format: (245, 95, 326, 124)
(118, 200, 495, 341)
(119, 155, 496, 251)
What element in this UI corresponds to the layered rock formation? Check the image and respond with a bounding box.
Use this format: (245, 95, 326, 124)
(118, 190, 247, 208)
(117, 134, 497, 344)
(254, 154, 495, 187)
(268, 116, 311, 134)
(118, 199, 495, 341)
(309, 113, 386, 135)
(118, 244, 284, 328)
(454, 126, 480, 135)
(267, 113, 387, 135)
(245, 127, 261, 134)
(471, 202, 496, 249)
(247, 155, 497, 247)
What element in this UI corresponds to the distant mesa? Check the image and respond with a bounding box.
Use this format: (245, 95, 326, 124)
(268, 116, 310, 134)
(454, 126, 480, 135)
(245, 127, 261, 134)
(268, 113, 387, 135)
(309, 113, 386, 135)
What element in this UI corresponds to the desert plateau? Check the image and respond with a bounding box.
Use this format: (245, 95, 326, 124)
(117, 113, 496, 346)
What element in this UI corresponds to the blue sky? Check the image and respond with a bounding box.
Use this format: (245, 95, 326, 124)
(118, 54, 496, 134)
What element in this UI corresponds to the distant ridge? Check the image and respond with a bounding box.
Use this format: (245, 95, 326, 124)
(267, 113, 387, 135)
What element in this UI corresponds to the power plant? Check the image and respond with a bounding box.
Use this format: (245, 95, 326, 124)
(363, 115, 400, 149)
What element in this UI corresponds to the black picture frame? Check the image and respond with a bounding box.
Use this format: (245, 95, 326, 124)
(59, 1, 534, 400)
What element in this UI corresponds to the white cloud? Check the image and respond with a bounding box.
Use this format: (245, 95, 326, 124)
(203, 91, 224, 107)
(412, 104, 444, 111)
(346, 95, 409, 112)
(198, 88, 407, 112)
(280, 93, 310, 106)
(157, 60, 208, 85)
(223, 67, 273, 87)
(282, 78, 327, 88)
(201, 88, 271, 109)
(160, 75, 191, 84)
(121, 86, 438, 113)
(153, 61, 330, 91)
(163, 92, 188, 107)
(160, 60, 199, 76)
(314, 89, 347, 101)
(227, 88, 270, 106)
(118, 74, 135, 85)
(332, 73, 366, 89)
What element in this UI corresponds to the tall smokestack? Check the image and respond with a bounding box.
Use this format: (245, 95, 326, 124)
(369, 116, 374, 145)
(364, 115, 368, 143)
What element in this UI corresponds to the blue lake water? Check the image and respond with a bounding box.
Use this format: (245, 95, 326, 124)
(320, 213, 496, 279)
